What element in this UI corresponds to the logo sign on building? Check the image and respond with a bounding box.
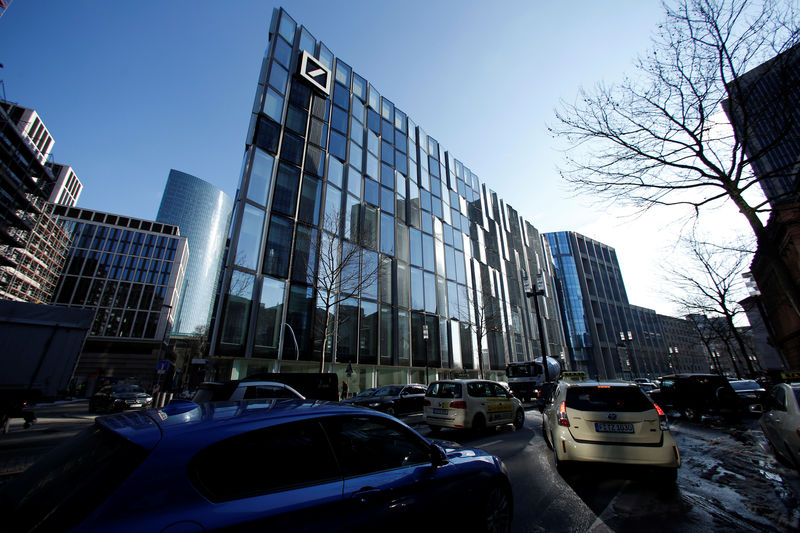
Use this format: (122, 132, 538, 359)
(298, 50, 331, 96)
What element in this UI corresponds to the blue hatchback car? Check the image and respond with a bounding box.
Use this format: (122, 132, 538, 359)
(1, 400, 513, 533)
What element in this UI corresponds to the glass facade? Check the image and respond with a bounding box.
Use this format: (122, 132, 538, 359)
(52, 206, 188, 342)
(544, 231, 674, 380)
(157, 170, 233, 336)
(210, 8, 568, 386)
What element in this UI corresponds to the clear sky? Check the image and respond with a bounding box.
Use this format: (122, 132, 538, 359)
(0, 1, 755, 317)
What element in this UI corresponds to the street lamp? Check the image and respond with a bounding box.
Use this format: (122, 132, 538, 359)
(524, 271, 550, 385)
(422, 324, 429, 384)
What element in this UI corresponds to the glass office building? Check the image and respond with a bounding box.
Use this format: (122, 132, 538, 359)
(52, 205, 188, 388)
(157, 169, 233, 336)
(544, 231, 671, 380)
(210, 8, 567, 388)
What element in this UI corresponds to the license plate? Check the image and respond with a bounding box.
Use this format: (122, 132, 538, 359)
(130, 403, 142, 408)
(595, 423, 634, 433)
(433, 408, 449, 415)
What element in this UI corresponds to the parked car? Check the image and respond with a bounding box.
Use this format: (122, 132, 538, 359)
(424, 379, 525, 433)
(648, 373, 741, 422)
(760, 382, 800, 471)
(0, 400, 513, 532)
(729, 379, 767, 415)
(340, 387, 378, 404)
(88, 384, 152, 413)
(541, 380, 681, 481)
(191, 380, 305, 402)
(348, 384, 427, 416)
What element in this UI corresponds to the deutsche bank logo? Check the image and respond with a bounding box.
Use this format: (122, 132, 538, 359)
(299, 50, 331, 95)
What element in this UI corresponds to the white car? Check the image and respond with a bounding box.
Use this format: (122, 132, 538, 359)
(192, 381, 305, 402)
(423, 379, 525, 433)
(760, 383, 800, 470)
(542, 380, 681, 481)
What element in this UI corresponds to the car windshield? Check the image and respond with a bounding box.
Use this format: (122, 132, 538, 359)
(730, 381, 761, 391)
(566, 386, 654, 412)
(374, 386, 402, 397)
(426, 382, 462, 398)
(112, 385, 144, 394)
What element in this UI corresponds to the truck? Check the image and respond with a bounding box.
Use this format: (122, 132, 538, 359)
(505, 357, 562, 402)
(0, 301, 93, 433)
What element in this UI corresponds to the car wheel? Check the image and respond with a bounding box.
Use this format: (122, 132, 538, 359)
(513, 408, 525, 429)
(484, 483, 512, 533)
(472, 413, 487, 434)
(661, 467, 678, 484)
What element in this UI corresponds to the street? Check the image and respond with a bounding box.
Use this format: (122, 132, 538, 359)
(1, 402, 798, 532)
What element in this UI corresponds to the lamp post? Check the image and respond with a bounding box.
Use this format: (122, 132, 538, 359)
(422, 324, 429, 385)
(524, 271, 550, 385)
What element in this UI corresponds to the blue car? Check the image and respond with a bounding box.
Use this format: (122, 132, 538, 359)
(1, 400, 513, 533)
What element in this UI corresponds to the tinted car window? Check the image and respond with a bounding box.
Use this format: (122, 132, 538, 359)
(193, 383, 238, 403)
(374, 386, 403, 397)
(488, 383, 507, 398)
(322, 416, 431, 476)
(566, 386, 654, 412)
(188, 419, 340, 503)
(426, 382, 462, 398)
(0, 426, 148, 533)
(467, 382, 488, 398)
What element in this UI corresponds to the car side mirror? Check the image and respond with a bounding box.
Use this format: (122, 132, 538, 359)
(429, 443, 448, 467)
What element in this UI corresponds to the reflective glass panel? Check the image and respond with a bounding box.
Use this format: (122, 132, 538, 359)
(235, 204, 265, 270)
(246, 148, 274, 206)
(263, 214, 294, 278)
(254, 277, 286, 356)
(380, 212, 394, 256)
(272, 163, 301, 216)
(263, 88, 283, 122)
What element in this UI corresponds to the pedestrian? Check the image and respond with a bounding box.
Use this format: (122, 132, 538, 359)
(341, 380, 348, 400)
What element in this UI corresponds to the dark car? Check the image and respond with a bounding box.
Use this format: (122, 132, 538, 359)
(649, 373, 741, 422)
(0, 400, 513, 533)
(341, 387, 379, 404)
(730, 379, 767, 415)
(349, 384, 427, 416)
(88, 384, 152, 413)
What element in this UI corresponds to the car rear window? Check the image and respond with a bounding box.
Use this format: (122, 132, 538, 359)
(426, 382, 462, 398)
(730, 381, 761, 391)
(0, 425, 149, 533)
(566, 386, 654, 412)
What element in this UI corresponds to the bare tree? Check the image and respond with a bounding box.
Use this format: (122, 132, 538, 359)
(461, 265, 505, 379)
(552, 0, 800, 315)
(667, 231, 757, 376)
(306, 209, 380, 373)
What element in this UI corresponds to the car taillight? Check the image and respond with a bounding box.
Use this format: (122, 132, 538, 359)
(654, 403, 669, 430)
(557, 401, 570, 427)
(450, 401, 467, 409)
(424, 399, 431, 406)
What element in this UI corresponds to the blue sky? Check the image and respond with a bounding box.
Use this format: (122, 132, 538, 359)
(1, 1, 738, 316)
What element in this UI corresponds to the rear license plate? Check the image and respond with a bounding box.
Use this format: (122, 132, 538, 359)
(433, 408, 449, 415)
(595, 423, 634, 433)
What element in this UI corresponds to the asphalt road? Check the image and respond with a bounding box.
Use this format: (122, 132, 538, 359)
(1, 401, 798, 532)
